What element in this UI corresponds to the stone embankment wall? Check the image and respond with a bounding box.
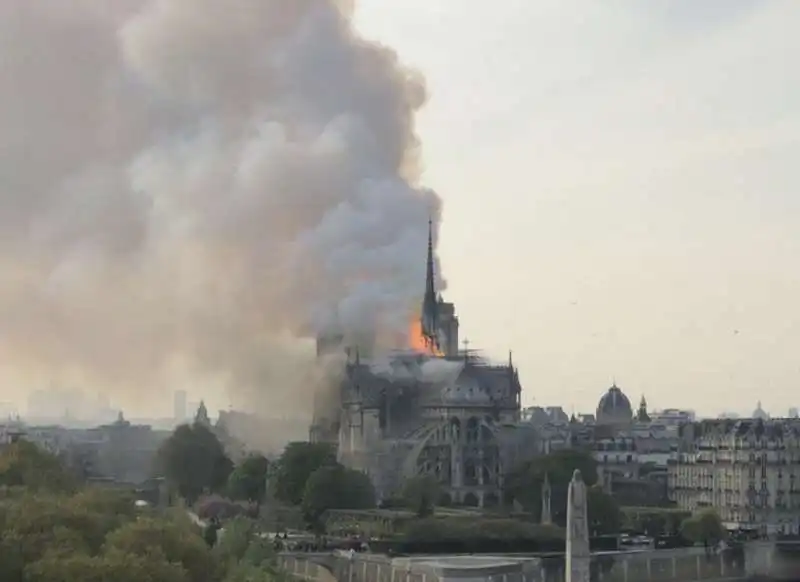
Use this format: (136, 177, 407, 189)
(278, 548, 747, 582)
(744, 540, 800, 581)
(543, 548, 744, 582)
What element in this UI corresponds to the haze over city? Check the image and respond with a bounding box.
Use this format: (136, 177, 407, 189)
(357, 0, 800, 418)
(0, 0, 798, 420)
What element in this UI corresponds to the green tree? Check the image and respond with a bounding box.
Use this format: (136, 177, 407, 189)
(24, 548, 188, 582)
(504, 449, 598, 524)
(402, 517, 563, 544)
(0, 489, 133, 573)
(621, 507, 690, 536)
(214, 517, 257, 564)
(587, 485, 621, 535)
(402, 475, 440, 517)
(104, 516, 223, 582)
(228, 454, 269, 504)
(680, 509, 727, 552)
(155, 423, 234, 503)
(215, 516, 277, 571)
(0, 479, 230, 582)
(214, 517, 284, 582)
(0, 440, 76, 493)
(272, 442, 336, 505)
(301, 464, 375, 528)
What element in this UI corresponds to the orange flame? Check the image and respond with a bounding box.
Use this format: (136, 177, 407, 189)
(408, 319, 443, 356)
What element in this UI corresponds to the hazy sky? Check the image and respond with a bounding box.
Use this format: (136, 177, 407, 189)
(355, 0, 800, 417)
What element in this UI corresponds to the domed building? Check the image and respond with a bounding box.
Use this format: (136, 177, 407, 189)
(596, 383, 633, 426)
(752, 401, 769, 420)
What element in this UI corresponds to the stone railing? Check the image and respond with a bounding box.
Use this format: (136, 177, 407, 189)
(744, 540, 800, 581)
(277, 548, 747, 582)
(278, 555, 340, 582)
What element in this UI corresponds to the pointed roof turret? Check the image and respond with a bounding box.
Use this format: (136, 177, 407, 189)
(195, 400, 210, 426)
(110, 410, 130, 428)
(637, 395, 650, 423)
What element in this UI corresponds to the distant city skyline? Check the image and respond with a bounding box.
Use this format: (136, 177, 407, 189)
(13, 381, 798, 424)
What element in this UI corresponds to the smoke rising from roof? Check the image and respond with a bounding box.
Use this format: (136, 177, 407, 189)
(0, 0, 442, 413)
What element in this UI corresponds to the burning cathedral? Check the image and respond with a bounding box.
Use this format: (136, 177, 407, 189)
(309, 222, 530, 507)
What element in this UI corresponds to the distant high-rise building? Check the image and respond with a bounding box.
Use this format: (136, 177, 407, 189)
(789, 407, 799, 419)
(173, 390, 187, 422)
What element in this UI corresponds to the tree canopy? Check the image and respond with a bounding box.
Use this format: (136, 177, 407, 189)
(0, 440, 76, 493)
(402, 475, 440, 518)
(0, 438, 290, 582)
(0, 485, 219, 582)
(301, 463, 375, 528)
(680, 509, 727, 550)
(271, 442, 336, 505)
(586, 485, 621, 535)
(402, 517, 563, 544)
(505, 449, 598, 517)
(155, 423, 234, 503)
(621, 507, 690, 537)
(227, 454, 269, 504)
(504, 449, 620, 534)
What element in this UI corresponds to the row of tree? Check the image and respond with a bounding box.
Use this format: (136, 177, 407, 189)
(503, 449, 622, 534)
(503, 449, 728, 543)
(155, 425, 376, 529)
(154, 420, 727, 545)
(0, 438, 292, 582)
(155, 422, 622, 533)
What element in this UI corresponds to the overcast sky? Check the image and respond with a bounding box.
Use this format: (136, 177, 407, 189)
(355, 0, 800, 417)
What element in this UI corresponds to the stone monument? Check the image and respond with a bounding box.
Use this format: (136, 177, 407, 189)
(540, 472, 552, 524)
(566, 469, 590, 582)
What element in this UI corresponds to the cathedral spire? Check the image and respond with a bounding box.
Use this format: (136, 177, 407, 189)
(421, 218, 439, 348)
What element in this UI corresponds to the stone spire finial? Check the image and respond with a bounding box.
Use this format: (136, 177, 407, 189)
(540, 472, 552, 525)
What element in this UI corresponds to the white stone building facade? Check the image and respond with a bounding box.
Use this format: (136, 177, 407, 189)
(668, 418, 800, 535)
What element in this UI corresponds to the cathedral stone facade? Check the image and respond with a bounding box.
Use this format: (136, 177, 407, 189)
(310, 221, 532, 506)
(334, 351, 523, 506)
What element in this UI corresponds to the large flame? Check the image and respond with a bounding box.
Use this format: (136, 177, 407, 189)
(408, 319, 443, 356)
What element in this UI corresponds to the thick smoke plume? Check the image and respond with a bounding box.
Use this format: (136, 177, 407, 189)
(0, 0, 442, 415)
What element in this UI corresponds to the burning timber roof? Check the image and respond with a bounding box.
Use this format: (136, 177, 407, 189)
(341, 353, 520, 410)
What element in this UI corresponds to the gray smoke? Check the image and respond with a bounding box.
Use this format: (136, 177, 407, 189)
(0, 0, 443, 413)
(369, 355, 462, 385)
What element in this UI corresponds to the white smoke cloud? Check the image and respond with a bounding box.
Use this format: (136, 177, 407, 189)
(0, 0, 443, 412)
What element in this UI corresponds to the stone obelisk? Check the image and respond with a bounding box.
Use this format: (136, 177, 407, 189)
(566, 469, 590, 582)
(540, 472, 552, 525)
